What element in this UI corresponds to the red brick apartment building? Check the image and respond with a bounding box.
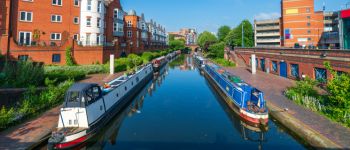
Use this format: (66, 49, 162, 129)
(281, 0, 324, 47)
(0, 0, 167, 65)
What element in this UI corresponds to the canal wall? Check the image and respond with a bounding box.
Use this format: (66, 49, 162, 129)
(267, 102, 341, 149)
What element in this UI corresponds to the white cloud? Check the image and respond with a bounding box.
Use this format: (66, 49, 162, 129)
(254, 12, 280, 20)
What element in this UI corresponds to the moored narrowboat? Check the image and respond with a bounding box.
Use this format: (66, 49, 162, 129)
(48, 64, 153, 149)
(193, 55, 207, 69)
(152, 56, 167, 72)
(203, 63, 268, 126)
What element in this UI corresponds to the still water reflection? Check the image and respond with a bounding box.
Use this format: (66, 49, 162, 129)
(82, 56, 306, 150)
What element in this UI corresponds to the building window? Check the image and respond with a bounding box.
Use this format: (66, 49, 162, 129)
(74, 0, 79, 6)
(87, 0, 92, 11)
(315, 68, 327, 82)
(97, 18, 101, 28)
(307, 30, 311, 34)
(307, 22, 311, 26)
(73, 17, 79, 24)
(113, 23, 117, 32)
(114, 9, 118, 18)
(86, 34, 91, 45)
(127, 31, 132, 37)
(97, 1, 102, 12)
(51, 15, 62, 22)
(127, 21, 132, 27)
(86, 18, 91, 26)
(51, 33, 61, 40)
(308, 37, 311, 41)
(73, 34, 79, 40)
(52, 0, 62, 6)
(19, 11, 32, 22)
(290, 64, 299, 78)
(96, 35, 100, 45)
(52, 54, 61, 63)
(18, 55, 29, 61)
(272, 61, 278, 72)
(306, 8, 310, 13)
(307, 16, 310, 19)
(18, 31, 32, 45)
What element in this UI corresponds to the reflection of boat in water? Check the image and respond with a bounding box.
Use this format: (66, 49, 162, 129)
(203, 63, 269, 126)
(209, 81, 268, 150)
(78, 77, 155, 150)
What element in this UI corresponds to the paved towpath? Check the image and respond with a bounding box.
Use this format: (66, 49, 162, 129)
(225, 66, 350, 149)
(0, 73, 123, 150)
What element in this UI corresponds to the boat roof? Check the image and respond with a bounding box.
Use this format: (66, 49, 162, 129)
(68, 83, 98, 92)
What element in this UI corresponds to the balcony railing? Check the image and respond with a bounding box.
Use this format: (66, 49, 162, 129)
(255, 26, 280, 31)
(15, 40, 63, 47)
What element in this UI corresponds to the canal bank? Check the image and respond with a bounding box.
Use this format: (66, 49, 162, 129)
(223, 66, 350, 149)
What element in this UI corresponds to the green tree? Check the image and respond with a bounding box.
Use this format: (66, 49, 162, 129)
(217, 26, 231, 42)
(324, 61, 350, 109)
(197, 31, 217, 52)
(169, 39, 185, 50)
(169, 34, 175, 41)
(207, 42, 225, 58)
(225, 20, 254, 48)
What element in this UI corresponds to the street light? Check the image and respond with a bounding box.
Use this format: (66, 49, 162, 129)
(242, 22, 245, 48)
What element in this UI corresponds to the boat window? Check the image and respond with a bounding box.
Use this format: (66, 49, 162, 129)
(136, 77, 139, 82)
(86, 88, 94, 104)
(116, 93, 119, 97)
(92, 86, 101, 99)
(132, 81, 134, 86)
(125, 86, 127, 91)
(68, 91, 80, 103)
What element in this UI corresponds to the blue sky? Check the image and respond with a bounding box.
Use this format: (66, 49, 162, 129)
(121, 0, 348, 33)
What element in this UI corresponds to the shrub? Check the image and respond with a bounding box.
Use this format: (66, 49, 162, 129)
(127, 54, 143, 69)
(213, 58, 236, 67)
(0, 106, 15, 129)
(1, 61, 44, 88)
(141, 52, 154, 63)
(65, 46, 75, 66)
(45, 65, 108, 75)
(45, 69, 85, 83)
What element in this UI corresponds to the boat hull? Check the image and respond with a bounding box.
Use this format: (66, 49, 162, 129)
(51, 72, 153, 149)
(203, 66, 268, 126)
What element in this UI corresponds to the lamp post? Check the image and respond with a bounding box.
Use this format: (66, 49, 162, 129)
(242, 22, 245, 48)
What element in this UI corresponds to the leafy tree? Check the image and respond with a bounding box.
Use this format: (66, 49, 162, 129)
(197, 31, 217, 52)
(169, 39, 185, 50)
(225, 20, 254, 48)
(207, 42, 225, 58)
(169, 34, 175, 41)
(324, 61, 350, 109)
(217, 26, 231, 42)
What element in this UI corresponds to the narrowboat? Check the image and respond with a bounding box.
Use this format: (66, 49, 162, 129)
(48, 64, 154, 149)
(203, 63, 268, 126)
(152, 56, 167, 72)
(193, 55, 207, 69)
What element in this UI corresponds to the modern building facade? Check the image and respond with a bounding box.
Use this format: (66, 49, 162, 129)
(254, 19, 281, 47)
(281, 0, 324, 48)
(319, 11, 340, 49)
(0, 0, 167, 65)
(339, 8, 350, 49)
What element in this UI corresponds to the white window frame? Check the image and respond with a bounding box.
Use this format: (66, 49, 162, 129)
(73, 34, 79, 40)
(51, 33, 61, 40)
(18, 31, 32, 45)
(87, 0, 92, 11)
(19, 11, 32, 22)
(97, 1, 102, 13)
(96, 35, 100, 45)
(51, 15, 62, 22)
(97, 18, 101, 28)
(86, 18, 91, 27)
(127, 31, 132, 38)
(52, 0, 62, 6)
(73, 17, 79, 24)
(127, 21, 132, 27)
(113, 23, 117, 32)
(73, 0, 79, 6)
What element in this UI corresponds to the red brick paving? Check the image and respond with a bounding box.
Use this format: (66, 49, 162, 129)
(0, 73, 124, 150)
(225, 66, 350, 149)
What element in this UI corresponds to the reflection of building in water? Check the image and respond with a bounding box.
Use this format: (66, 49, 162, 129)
(180, 56, 195, 71)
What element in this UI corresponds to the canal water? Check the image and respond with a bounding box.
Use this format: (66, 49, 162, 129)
(45, 55, 307, 150)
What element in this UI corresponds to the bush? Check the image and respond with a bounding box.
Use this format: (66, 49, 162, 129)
(127, 54, 143, 69)
(45, 69, 85, 83)
(45, 65, 108, 75)
(207, 42, 225, 58)
(1, 61, 44, 88)
(0, 106, 15, 129)
(65, 46, 75, 66)
(213, 58, 236, 67)
(141, 52, 154, 63)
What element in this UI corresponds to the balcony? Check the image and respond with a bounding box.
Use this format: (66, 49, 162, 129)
(113, 31, 124, 37)
(255, 26, 280, 31)
(255, 32, 280, 37)
(256, 38, 281, 43)
(15, 40, 62, 47)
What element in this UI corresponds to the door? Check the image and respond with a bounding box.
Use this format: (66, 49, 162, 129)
(280, 61, 287, 78)
(260, 59, 265, 72)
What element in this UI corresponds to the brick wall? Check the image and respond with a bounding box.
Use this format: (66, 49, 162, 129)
(234, 47, 350, 80)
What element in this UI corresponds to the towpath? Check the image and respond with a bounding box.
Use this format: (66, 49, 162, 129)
(0, 73, 123, 150)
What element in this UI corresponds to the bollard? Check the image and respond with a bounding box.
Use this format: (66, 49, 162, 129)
(110, 54, 114, 75)
(251, 54, 256, 74)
